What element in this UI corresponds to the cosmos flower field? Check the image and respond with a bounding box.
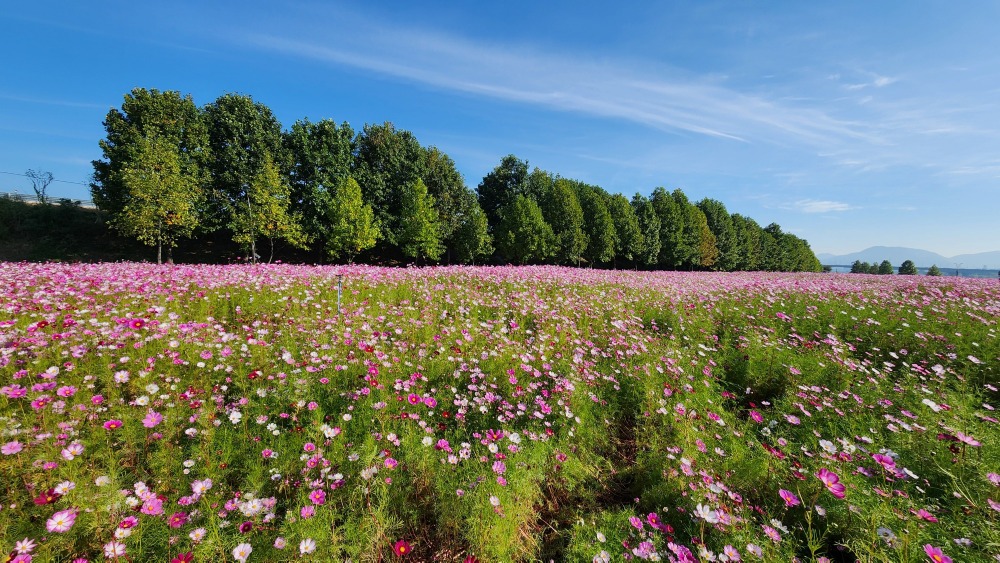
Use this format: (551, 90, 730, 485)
(1, 263, 998, 562)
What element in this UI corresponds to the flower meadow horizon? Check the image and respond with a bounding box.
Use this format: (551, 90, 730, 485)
(0, 263, 997, 561)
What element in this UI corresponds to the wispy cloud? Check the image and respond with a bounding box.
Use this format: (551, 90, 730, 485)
(0, 93, 108, 110)
(791, 199, 854, 213)
(234, 23, 876, 148)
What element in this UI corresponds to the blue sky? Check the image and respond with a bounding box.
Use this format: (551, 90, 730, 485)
(2, 1, 999, 256)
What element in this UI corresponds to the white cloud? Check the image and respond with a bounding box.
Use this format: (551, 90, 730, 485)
(792, 199, 854, 213)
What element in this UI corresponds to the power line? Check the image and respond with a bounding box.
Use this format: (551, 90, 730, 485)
(0, 170, 91, 186)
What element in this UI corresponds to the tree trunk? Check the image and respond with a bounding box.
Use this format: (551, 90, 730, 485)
(157, 243, 162, 265)
(269, 238, 275, 264)
(250, 239, 257, 264)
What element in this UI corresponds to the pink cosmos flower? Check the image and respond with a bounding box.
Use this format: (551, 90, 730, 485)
(923, 544, 952, 563)
(914, 508, 938, 522)
(2, 440, 24, 455)
(955, 432, 981, 447)
(103, 419, 123, 430)
(104, 541, 127, 558)
(816, 468, 846, 499)
(46, 509, 77, 533)
(142, 411, 162, 428)
(14, 537, 37, 554)
(140, 497, 164, 516)
(779, 489, 801, 507)
(872, 453, 896, 471)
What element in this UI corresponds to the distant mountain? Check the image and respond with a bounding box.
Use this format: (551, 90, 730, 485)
(818, 246, 1000, 269)
(950, 250, 1000, 270)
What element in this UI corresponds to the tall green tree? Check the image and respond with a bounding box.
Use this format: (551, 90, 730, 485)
(477, 155, 529, 228)
(878, 260, 894, 275)
(110, 135, 203, 264)
(607, 194, 643, 268)
(92, 88, 208, 219)
(495, 195, 554, 264)
(541, 177, 587, 265)
(850, 260, 866, 274)
(423, 147, 468, 250)
(926, 264, 942, 276)
(673, 190, 704, 269)
(229, 153, 306, 263)
(322, 176, 379, 263)
(697, 198, 737, 271)
(650, 187, 685, 268)
(632, 194, 661, 268)
(398, 179, 443, 264)
(731, 213, 763, 270)
(577, 185, 616, 266)
(899, 260, 918, 275)
(352, 122, 426, 244)
(204, 93, 285, 232)
(284, 119, 355, 244)
(451, 191, 493, 264)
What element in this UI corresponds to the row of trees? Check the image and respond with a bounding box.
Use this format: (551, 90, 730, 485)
(849, 259, 941, 275)
(91, 88, 821, 271)
(477, 155, 820, 271)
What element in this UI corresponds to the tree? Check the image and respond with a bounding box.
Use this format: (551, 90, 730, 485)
(398, 179, 443, 264)
(230, 153, 306, 263)
(110, 135, 202, 264)
(477, 155, 529, 228)
(26, 169, 54, 204)
(650, 187, 686, 268)
(93, 88, 208, 219)
(607, 194, 643, 268)
(451, 191, 493, 264)
(577, 185, 616, 266)
(731, 214, 763, 270)
(689, 206, 719, 269)
(541, 177, 587, 265)
(321, 177, 379, 263)
(850, 260, 866, 274)
(495, 195, 554, 264)
(204, 93, 285, 233)
(926, 264, 942, 276)
(878, 260, 894, 275)
(697, 198, 736, 271)
(868, 263, 879, 274)
(352, 122, 426, 245)
(899, 260, 918, 275)
(423, 147, 468, 254)
(284, 119, 354, 244)
(632, 194, 661, 268)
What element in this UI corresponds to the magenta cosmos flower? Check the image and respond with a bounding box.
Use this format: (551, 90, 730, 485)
(103, 419, 123, 430)
(779, 489, 801, 507)
(816, 468, 846, 499)
(923, 544, 952, 563)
